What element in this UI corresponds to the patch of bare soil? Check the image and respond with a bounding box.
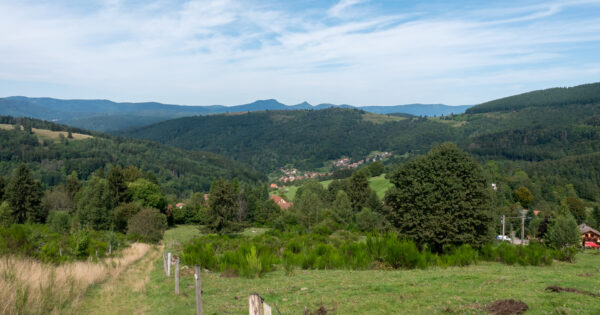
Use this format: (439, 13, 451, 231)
(220, 270, 239, 278)
(485, 299, 528, 315)
(303, 303, 336, 315)
(545, 285, 600, 298)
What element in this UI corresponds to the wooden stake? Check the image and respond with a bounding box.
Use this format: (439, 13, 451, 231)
(167, 252, 172, 276)
(175, 257, 180, 295)
(163, 252, 168, 276)
(195, 265, 202, 315)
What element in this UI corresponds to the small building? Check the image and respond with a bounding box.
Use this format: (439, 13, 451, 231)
(270, 183, 278, 189)
(269, 195, 292, 210)
(579, 224, 600, 246)
(176, 202, 185, 209)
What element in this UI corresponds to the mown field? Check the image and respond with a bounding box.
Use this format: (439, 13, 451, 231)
(140, 225, 600, 315)
(281, 174, 392, 200)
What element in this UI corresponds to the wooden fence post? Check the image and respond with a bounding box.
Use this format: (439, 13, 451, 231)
(195, 265, 202, 315)
(175, 257, 180, 295)
(163, 252, 168, 276)
(249, 294, 272, 315)
(167, 252, 172, 276)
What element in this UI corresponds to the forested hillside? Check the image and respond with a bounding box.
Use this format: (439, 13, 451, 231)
(0, 96, 469, 131)
(117, 109, 455, 171)
(119, 83, 600, 202)
(0, 116, 264, 196)
(466, 82, 600, 114)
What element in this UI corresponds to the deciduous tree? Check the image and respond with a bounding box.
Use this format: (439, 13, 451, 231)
(384, 143, 493, 252)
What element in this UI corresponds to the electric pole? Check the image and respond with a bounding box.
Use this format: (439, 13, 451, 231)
(521, 211, 525, 246)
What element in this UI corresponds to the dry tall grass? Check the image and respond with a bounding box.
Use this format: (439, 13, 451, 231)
(0, 242, 151, 315)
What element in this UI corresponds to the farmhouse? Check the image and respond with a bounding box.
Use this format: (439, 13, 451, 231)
(579, 224, 600, 246)
(269, 195, 292, 210)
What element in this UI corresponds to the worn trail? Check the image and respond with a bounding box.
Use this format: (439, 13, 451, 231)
(68, 245, 161, 315)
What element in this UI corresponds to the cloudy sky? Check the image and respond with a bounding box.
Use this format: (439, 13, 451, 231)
(1, 0, 599, 106)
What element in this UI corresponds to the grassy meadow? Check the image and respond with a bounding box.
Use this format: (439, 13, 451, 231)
(0, 123, 92, 142)
(282, 174, 392, 200)
(1, 243, 151, 314)
(140, 225, 600, 314)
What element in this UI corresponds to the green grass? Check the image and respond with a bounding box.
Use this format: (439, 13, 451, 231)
(369, 174, 394, 199)
(164, 225, 202, 248)
(144, 251, 600, 314)
(279, 174, 392, 201)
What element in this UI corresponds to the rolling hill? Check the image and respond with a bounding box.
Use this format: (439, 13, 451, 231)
(118, 82, 600, 200)
(0, 116, 264, 196)
(0, 96, 470, 131)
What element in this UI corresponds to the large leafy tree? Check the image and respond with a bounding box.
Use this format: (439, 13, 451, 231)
(513, 186, 534, 209)
(128, 178, 167, 210)
(546, 213, 580, 248)
(5, 164, 45, 223)
(384, 143, 494, 252)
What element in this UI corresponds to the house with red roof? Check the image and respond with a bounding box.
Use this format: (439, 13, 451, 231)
(269, 195, 292, 210)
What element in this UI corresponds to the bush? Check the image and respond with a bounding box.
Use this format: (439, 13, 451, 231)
(126, 208, 167, 243)
(0, 201, 12, 227)
(113, 203, 141, 233)
(47, 211, 71, 234)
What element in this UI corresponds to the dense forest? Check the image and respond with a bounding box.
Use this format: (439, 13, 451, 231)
(117, 83, 600, 204)
(0, 116, 264, 197)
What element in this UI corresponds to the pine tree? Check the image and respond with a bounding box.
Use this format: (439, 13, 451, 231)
(0, 176, 5, 201)
(107, 165, 131, 205)
(76, 176, 114, 230)
(5, 164, 45, 223)
(346, 170, 370, 212)
(384, 143, 493, 252)
(206, 178, 239, 233)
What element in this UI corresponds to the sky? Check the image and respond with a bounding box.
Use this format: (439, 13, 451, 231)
(1, 0, 599, 106)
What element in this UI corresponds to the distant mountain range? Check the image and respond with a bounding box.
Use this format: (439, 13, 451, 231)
(0, 96, 471, 131)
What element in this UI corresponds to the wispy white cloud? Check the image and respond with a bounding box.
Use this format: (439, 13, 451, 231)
(328, 0, 367, 18)
(0, 0, 599, 105)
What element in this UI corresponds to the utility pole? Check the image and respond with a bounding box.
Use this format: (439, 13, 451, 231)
(521, 211, 525, 246)
(502, 215, 505, 240)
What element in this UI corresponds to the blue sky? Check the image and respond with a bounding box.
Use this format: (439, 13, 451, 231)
(1, 0, 599, 106)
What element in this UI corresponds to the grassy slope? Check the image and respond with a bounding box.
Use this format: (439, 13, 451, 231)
(143, 226, 600, 314)
(282, 174, 392, 200)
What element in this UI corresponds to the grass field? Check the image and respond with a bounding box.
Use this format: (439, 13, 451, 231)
(0, 123, 93, 142)
(281, 174, 392, 200)
(140, 225, 600, 314)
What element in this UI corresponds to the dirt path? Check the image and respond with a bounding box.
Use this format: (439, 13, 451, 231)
(68, 245, 161, 315)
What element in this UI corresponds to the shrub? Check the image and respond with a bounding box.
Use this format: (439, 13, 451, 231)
(546, 214, 580, 249)
(0, 202, 13, 227)
(439, 245, 478, 267)
(113, 203, 141, 233)
(126, 208, 167, 243)
(47, 211, 71, 234)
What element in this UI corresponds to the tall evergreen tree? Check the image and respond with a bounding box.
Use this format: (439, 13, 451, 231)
(107, 165, 131, 205)
(76, 176, 114, 230)
(346, 170, 370, 212)
(206, 178, 239, 233)
(5, 164, 44, 223)
(0, 176, 5, 201)
(384, 143, 493, 252)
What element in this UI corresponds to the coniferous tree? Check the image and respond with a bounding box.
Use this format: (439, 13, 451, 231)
(107, 165, 131, 205)
(564, 196, 586, 224)
(5, 164, 44, 223)
(384, 143, 493, 252)
(591, 206, 600, 229)
(76, 176, 114, 230)
(206, 178, 239, 233)
(0, 176, 5, 201)
(346, 170, 370, 212)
